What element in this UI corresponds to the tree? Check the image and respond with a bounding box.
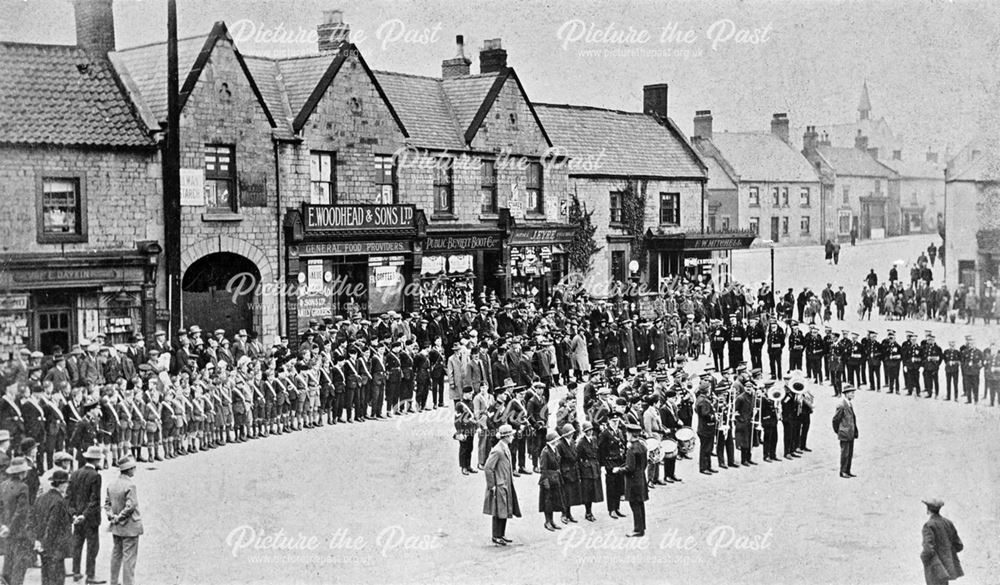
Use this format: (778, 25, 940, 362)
(567, 194, 601, 274)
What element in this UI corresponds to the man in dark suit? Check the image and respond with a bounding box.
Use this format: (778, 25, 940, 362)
(832, 385, 858, 479)
(920, 498, 963, 585)
(67, 445, 105, 584)
(615, 424, 648, 537)
(22, 385, 48, 472)
(35, 468, 74, 585)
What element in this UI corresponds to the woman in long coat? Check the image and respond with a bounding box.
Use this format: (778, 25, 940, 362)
(576, 421, 604, 522)
(555, 424, 581, 523)
(537, 431, 563, 531)
(482, 425, 520, 546)
(570, 328, 590, 379)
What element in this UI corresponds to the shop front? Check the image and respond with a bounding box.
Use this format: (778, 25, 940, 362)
(0, 244, 162, 356)
(646, 230, 756, 290)
(422, 225, 507, 309)
(507, 223, 575, 305)
(900, 205, 925, 235)
(284, 204, 425, 343)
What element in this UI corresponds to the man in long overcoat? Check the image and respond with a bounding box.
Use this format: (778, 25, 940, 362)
(920, 498, 963, 585)
(483, 424, 520, 546)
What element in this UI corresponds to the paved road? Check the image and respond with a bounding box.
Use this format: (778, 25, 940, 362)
(24, 352, 998, 585)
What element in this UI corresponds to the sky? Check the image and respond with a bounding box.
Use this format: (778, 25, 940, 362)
(2, 0, 998, 155)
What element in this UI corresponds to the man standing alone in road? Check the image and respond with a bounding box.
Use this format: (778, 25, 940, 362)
(920, 498, 963, 585)
(832, 385, 858, 478)
(106, 455, 143, 585)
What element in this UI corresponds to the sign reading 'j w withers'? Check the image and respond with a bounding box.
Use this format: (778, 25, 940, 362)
(303, 204, 415, 231)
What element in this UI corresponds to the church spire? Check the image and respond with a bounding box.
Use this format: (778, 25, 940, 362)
(858, 81, 872, 121)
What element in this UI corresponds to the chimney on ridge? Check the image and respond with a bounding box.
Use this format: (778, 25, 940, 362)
(317, 10, 350, 53)
(771, 113, 789, 144)
(854, 129, 869, 151)
(74, 0, 116, 55)
(442, 35, 472, 78)
(693, 110, 713, 141)
(643, 84, 669, 120)
(479, 39, 507, 74)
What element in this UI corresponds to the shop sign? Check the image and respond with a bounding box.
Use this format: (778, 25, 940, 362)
(303, 204, 415, 232)
(293, 241, 411, 257)
(373, 266, 401, 288)
(425, 235, 500, 252)
(0, 295, 28, 312)
(684, 235, 757, 251)
(12, 267, 128, 284)
(447, 255, 473, 274)
(511, 227, 574, 246)
(421, 256, 446, 275)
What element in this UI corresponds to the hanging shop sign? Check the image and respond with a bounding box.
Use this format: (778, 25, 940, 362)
(303, 204, 415, 232)
(421, 256, 446, 275)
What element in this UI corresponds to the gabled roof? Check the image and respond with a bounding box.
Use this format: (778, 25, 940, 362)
(704, 155, 737, 190)
(113, 23, 278, 130)
(0, 42, 154, 147)
(284, 44, 407, 136)
(374, 70, 465, 150)
(708, 132, 819, 183)
(440, 73, 501, 136)
(462, 68, 552, 147)
(534, 103, 705, 178)
(815, 145, 898, 178)
(947, 136, 1000, 182)
(242, 55, 293, 130)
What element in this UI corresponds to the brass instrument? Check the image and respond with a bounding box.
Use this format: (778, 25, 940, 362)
(788, 373, 807, 395)
(751, 384, 763, 433)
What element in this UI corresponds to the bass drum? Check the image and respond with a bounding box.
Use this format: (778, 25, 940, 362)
(644, 438, 662, 462)
(660, 439, 678, 459)
(675, 427, 695, 454)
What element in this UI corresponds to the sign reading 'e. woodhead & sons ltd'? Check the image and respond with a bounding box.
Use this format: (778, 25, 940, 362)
(303, 204, 415, 232)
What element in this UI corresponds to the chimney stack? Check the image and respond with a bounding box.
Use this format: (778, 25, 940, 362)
(819, 131, 831, 146)
(771, 113, 789, 144)
(693, 110, 713, 141)
(926, 149, 938, 163)
(317, 10, 350, 53)
(868, 147, 880, 159)
(479, 39, 507, 74)
(643, 84, 669, 121)
(854, 129, 869, 151)
(442, 35, 472, 78)
(74, 0, 116, 55)
(802, 125, 819, 153)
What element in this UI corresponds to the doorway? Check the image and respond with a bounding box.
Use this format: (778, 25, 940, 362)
(182, 252, 260, 336)
(770, 217, 780, 243)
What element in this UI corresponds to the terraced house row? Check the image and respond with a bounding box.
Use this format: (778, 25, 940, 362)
(0, 2, 760, 354)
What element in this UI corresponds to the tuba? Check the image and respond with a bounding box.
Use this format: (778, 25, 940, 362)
(768, 385, 786, 403)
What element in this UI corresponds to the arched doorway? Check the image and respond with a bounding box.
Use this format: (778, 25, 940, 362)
(182, 252, 259, 336)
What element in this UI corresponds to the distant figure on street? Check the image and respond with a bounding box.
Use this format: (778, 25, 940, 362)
(920, 498, 963, 585)
(850, 227, 858, 246)
(928, 243, 938, 267)
(824, 239, 834, 264)
(833, 242, 841, 265)
(889, 265, 899, 283)
(865, 269, 878, 288)
(483, 424, 520, 546)
(831, 385, 858, 478)
(106, 456, 143, 585)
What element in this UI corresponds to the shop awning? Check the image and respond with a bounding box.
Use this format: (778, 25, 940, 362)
(645, 229, 757, 251)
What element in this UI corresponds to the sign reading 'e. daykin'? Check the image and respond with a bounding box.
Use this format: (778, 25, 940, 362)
(303, 204, 415, 232)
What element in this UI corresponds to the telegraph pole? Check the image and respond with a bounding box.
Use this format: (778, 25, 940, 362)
(164, 0, 182, 338)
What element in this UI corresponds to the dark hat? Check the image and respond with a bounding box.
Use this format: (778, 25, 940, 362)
(19, 437, 37, 453)
(50, 469, 70, 485)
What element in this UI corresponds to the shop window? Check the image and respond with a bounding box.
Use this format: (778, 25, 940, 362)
(748, 216, 759, 234)
(610, 191, 624, 224)
(958, 260, 976, 288)
(433, 158, 454, 214)
(708, 215, 717, 232)
(374, 154, 396, 204)
(526, 162, 544, 214)
(781, 217, 789, 236)
(771, 187, 780, 206)
(205, 145, 236, 212)
(38, 176, 86, 243)
(481, 159, 497, 214)
(310, 151, 335, 204)
(659, 192, 680, 226)
(781, 187, 789, 207)
(748, 186, 759, 207)
(800, 216, 810, 234)
(800, 187, 810, 207)
(721, 216, 730, 231)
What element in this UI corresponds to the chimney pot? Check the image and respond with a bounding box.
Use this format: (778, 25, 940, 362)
(443, 34, 472, 78)
(855, 132, 869, 151)
(479, 38, 507, 74)
(73, 0, 116, 55)
(802, 125, 819, 153)
(771, 112, 790, 144)
(643, 84, 669, 120)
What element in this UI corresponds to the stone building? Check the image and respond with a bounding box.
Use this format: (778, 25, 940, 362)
(944, 137, 1000, 292)
(693, 112, 822, 246)
(535, 87, 736, 292)
(0, 0, 163, 356)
